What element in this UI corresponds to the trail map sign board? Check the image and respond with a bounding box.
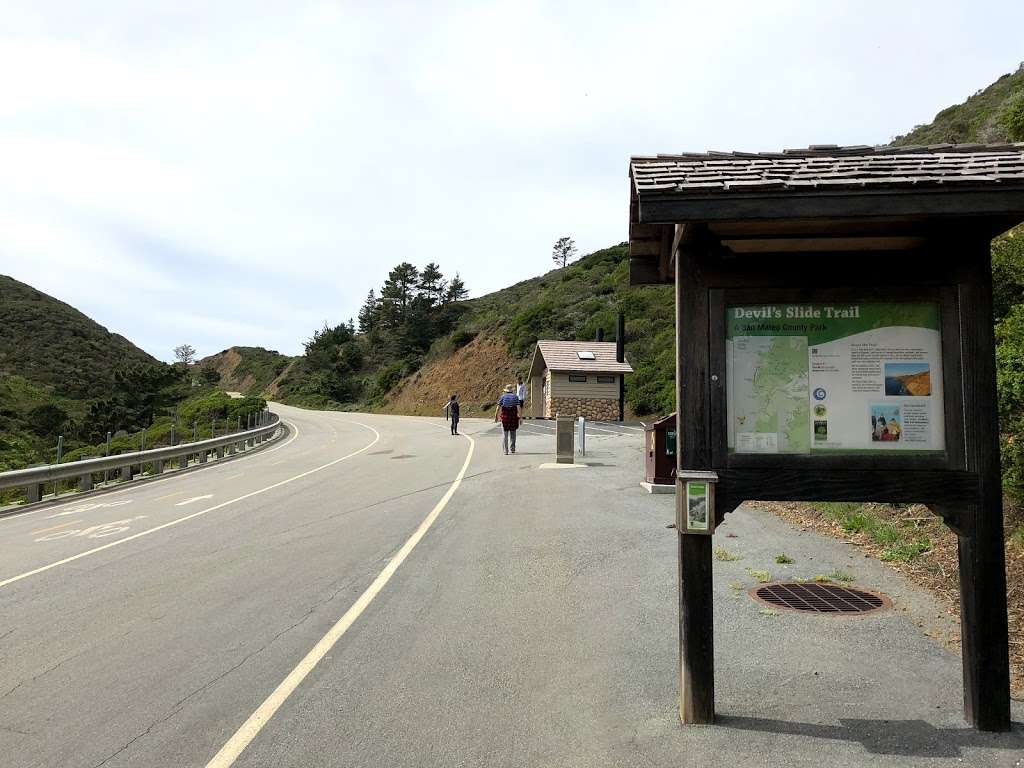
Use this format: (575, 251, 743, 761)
(726, 302, 945, 455)
(627, 144, 1024, 733)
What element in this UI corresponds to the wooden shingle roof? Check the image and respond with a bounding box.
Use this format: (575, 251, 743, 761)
(631, 144, 1024, 197)
(529, 340, 632, 378)
(628, 144, 1024, 285)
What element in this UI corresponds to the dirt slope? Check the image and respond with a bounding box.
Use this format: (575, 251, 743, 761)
(380, 334, 526, 417)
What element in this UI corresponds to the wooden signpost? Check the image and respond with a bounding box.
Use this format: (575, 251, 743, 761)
(627, 144, 1024, 732)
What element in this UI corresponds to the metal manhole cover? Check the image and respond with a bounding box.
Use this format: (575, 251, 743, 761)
(750, 582, 891, 615)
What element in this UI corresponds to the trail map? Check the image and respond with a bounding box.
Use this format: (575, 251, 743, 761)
(725, 303, 945, 455)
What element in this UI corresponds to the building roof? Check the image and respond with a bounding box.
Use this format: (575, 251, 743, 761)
(630, 143, 1024, 197)
(628, 144, 1024, 285)
(528, 340, 633, 379)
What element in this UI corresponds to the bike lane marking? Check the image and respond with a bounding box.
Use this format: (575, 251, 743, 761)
(31, 521, 81, 537)
(0, 421, 380, 591)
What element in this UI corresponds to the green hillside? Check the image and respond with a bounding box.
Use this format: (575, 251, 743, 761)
(0, 275, 158, 399)
(456, 246, 675, 415)
(892, 63, 1024, 145)
(0, 276, 266, 495)
(196, 346, 294, 397)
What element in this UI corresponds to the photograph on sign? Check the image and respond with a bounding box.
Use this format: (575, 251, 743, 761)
(725, 302, 945, 455)
(686, 481, 709, 531)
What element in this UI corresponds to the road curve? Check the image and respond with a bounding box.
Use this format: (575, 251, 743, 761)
(0, 404, 477, 767)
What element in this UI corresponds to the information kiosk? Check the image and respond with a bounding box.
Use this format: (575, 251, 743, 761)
(627, 143, 1024, 732)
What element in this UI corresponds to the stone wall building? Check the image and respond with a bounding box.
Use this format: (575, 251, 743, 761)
(526, 340, 633, 420)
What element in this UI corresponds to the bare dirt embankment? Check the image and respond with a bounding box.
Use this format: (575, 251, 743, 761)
(380, 334, 526, 417)
(199, 348, 250, 391)
(265, 359, 298, 399)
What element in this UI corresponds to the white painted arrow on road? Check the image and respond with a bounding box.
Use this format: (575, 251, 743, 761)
(175, 495, 214, 506)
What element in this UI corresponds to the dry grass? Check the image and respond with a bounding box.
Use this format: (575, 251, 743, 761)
(751, 500, 1024, 700)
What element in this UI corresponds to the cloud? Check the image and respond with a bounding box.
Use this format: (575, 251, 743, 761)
(1, 0, 1022, 360)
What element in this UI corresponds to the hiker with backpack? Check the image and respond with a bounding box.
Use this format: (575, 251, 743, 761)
(494, 384, 522, 455)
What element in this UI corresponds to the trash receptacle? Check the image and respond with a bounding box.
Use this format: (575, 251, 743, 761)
(644, 412, 677, 485)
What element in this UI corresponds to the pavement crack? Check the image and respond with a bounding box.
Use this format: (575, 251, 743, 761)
(0, 647, 89, 701)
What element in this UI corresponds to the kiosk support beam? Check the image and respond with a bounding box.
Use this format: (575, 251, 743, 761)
(956, 245, 1010, 731)
(676, 243, 716, 724)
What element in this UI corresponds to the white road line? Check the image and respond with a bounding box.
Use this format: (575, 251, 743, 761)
(155, 491, 185, 501)
(175, 494, 214, 506)
(222, 473, 245, 481)
(0, 417, 297, 524)
(254, 420, 300, 457)
(0, 422, 381, 591)
(206, 429, 476, 767)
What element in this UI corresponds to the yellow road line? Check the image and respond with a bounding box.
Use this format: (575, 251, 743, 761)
(206, 429, 476, 767)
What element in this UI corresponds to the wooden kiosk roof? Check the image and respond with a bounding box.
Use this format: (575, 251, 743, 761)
(628, 143, 1024, 285)
(528, 340, 633, 380)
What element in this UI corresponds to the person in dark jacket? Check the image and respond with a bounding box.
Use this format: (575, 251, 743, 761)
(494, 384, 521, 454)
(443, 394, 460, 435)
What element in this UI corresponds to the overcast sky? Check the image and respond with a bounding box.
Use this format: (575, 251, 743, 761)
(1, 1, 1022, 361)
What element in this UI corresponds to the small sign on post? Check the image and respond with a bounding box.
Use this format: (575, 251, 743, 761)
(678, 470, 717, 535)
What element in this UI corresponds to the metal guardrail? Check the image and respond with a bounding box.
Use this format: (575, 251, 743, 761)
(0, 413, 284, 504)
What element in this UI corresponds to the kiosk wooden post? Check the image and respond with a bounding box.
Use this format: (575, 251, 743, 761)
(628, 144, 1024, 732)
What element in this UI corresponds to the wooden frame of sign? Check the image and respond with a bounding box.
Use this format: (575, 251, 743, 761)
(628, 146, 1024, 733)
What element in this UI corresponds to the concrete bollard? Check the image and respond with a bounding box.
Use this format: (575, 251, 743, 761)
(121, 464, 134, 482)
(199, 450, 208, 464)
(555, 415, 575, 464)
(216, 446, 225, 459)
(152, 459, 163, 475)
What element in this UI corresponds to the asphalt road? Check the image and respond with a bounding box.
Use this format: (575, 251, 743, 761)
(0, 405, 1021, 767)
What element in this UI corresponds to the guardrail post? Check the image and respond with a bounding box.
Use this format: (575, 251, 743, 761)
(79, 456, 94, 491)
(104, 432, 112, 485)
(199, 448, 208, 464)
(153, 458, 163, 475)
(54, 435, 64, 498)
(180, 451, 189, 470)
(121, 463, 134, 482)
(25, 464, 45, 503)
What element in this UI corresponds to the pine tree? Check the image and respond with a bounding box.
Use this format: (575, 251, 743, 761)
(380, 263, 420, 311)
(357, 290, 378, 334)
(445, 273, 468, 303)
(419, 262, 445, 305)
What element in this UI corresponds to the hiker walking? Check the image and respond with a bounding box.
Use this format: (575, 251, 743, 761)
(516, 376, 526, 415)
(442, 394, 460, 436)
(494, 384, 521, 455)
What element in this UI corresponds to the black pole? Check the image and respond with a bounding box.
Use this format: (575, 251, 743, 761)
(616, 312, 625, 421)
